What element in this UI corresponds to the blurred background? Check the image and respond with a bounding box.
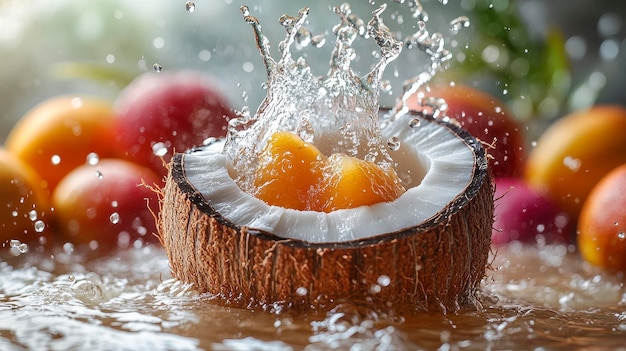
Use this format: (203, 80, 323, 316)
(0, 0, 624, 141)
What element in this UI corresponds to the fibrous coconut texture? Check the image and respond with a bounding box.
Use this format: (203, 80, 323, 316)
(159, 114, 494, 313)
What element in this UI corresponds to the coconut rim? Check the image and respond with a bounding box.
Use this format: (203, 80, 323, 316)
(175, 109, 488, 247)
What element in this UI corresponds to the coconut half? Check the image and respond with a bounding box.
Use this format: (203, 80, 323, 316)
(159, 110, 493, 312)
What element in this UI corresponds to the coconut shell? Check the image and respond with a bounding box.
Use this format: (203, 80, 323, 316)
(159, 114, 494, 313)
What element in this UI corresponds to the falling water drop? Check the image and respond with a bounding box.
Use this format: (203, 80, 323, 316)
(63, 242, 75, 255)
(152, 142, 168, 157)
(51, 155, 61, 165)
(185, 1, 195, 13)
(387, 136, 401, 151)
(34, 220, 45, 233)
(449, 16, 470, 34)
(110, 212, 120, 225)
(153, 63, 162, 72)
(86, 152, 100, 165)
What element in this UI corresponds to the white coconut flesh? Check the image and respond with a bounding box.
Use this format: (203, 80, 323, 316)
(183, 112, 476, 243)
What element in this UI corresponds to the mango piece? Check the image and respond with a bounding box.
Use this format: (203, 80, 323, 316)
(254, 131, 405, 212)
(254, 131, 324, 211)
(319, 154, 406, 212)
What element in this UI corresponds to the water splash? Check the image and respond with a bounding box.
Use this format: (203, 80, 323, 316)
(224, 4, 404, 193)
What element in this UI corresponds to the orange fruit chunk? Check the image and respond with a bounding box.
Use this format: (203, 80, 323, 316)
(254, 131, 324, 211)
(254, 131, 405, 212)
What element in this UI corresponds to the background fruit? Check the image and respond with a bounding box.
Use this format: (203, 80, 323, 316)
(406, 83, 526, 178)
(0, 148, 52, 248)
(52, 158, 161, 251)
(492, 177, 572, 247)
(5, 96, 117, 194)
(577, 164, 626, 272)
(113, 70, 235, 178)
(524, 105, 626, 220)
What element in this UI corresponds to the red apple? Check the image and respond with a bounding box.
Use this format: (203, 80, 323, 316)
(113, 70, 235, 178)
(406, 83, 526, 178)
(52, 159, 161, 251)
(492, 177, 573, 246)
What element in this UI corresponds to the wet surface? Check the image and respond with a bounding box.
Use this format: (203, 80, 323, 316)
(1, 243, 624, 350)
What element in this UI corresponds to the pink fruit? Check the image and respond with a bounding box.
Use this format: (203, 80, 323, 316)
(492, 177, 572, 246)
(113, 71, 235, 178)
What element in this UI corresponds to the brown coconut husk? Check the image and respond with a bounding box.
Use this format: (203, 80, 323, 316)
(159, 113, 494, 313)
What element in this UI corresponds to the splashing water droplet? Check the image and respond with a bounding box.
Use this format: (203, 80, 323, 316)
(409, 118, 421, 128)
(34, 220, 45, 233)
(185, 1, 195, 13)
(377, 274, 391, 287)
(449, 16, 470, 34)
(110, 212, 120, 225)
(86, 152, 100, 165)
(152, 142, 168, 157)
(297, 119, 315, 143)
(51, 155, 61, 165)
(153, 63, 162, 72)
(63, 242, 75, 255)
(387, 136, 401, 151)
(18, 243, 28, 253)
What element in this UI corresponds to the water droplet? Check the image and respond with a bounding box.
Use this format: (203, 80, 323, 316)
(618, 232, 625, 240)
(387, 136, 401, 151)
(111, 201, 118, 208)
(377, 275, 391, 287)
(10, 239, 21, 248)
(409, 118, 421, 128)
(63, 242, 75, 255)
(449, 16, 470, 34)
(153, 63, 162, 72)
(51, 155, 61, 165)
(95, 170, 104, 179)
(185, 1, 195, 13)
(34, 220, 45, 233)
(297, 120, 315, 143)
(68, 274, 76, 282)
(18, 243, 28, 253)
(86, 152, 99, 165)
(110, 212, 120, 224)
(152, 142, 168, 157)
(296, 286, 308, 296)
(563, 156, 581, 172)
(28, 210, 38, 221)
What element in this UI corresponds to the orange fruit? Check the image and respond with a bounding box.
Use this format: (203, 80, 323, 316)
(254, 131, 405, 212)
(5, 96, 118, 194)
(0, 148, 52, 247)
(525, 105, 626, 220)
(578, 164, 626, 272)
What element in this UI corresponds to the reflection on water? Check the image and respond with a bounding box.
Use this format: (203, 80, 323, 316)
(1, 243, 625, 350)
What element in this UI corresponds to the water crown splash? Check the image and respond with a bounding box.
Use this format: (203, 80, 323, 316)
(224, 2, 460, 194)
